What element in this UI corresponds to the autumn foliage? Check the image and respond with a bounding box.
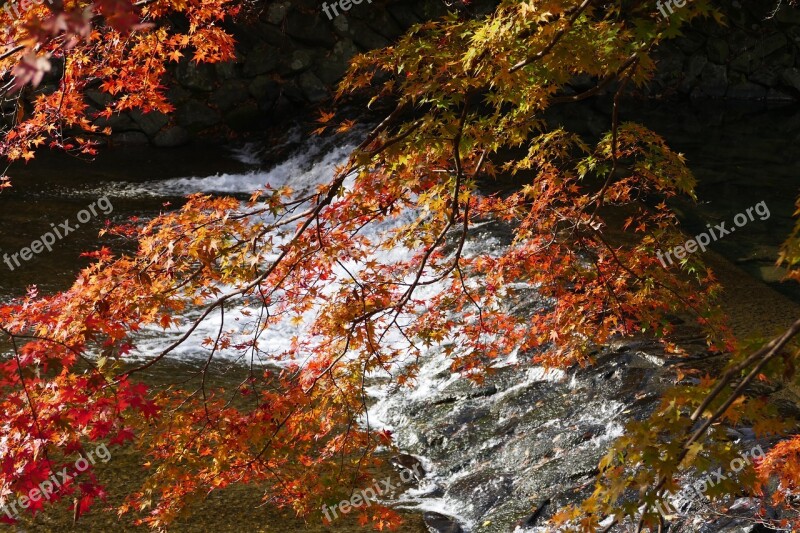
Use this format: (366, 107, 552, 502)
(1, 0, 800, 531)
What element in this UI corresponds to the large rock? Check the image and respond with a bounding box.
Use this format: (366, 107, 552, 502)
(285, 10, 336, 47)
(129, 110, 169, 137)
(749, 64, 782, 86)
(210, 80, 250, 112)
(111, 131, 149, 144)
(752, 32, 788, 59)
(774, 4, 800, 24)
(297, 71, 329, 102)
(334, 17, 390, 49)
(781, 67, 800, 92)
(315, 39, 359, 84)
(94, 111, 137, 131)
(243, 45, 279, 77)
(387, 3, 421, 29)
(680, 54, 708, 93)
(152, 126, 190, 147)
(266, 1, 289, 24)
(249, 75, 280, 104)
(176, 101, 220, 130)
(224, 102, 265, 131)
(696, 62, 728, 97)
(727, 82, 767, 100)
(422, 512, 463, 533)
(176, 59, 215, 91)
(707, 37, 729, 64)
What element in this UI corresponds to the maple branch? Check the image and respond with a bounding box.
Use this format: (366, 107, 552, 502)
(549, 52, 639, 104)
(0, 45, 24, 62)
(199, 305, 226, 423)
(622, 319, 800, 530)
(509, 0, 594, 73)
(588, 65, 635, 225)
(685, 318, 800, 448)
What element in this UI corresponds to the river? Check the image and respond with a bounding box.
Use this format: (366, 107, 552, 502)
(1, 101, 799, 532)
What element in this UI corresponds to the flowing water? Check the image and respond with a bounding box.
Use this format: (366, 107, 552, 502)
(1, 101, 799, 532)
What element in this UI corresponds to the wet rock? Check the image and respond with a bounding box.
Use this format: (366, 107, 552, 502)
(166, 83, 191, 105)
(129, 110, 169, 137)
(781, 67, 800, 92)
(94, 111, 136, 131)
(285, 10, 336, 47)
(297, 71, 329, 102)
(694, 63, 728, 98)
(680, 54, 708, 92)
(753, 33, 788, 59)
(767, 88, 795, 102)
(730, 50, 757, 74)
(111, 131, 148, 144)
(775, 4, 800, 24)
(727, 82, 767, 100)
(338, 18, 390, 50)
(176, 101, 219, 130)
(266, 1, 289, 24)
(214, 60, 240, 80)
(210, 80, 250, 112)
(358, 10, 404, 40)
(389, 454, 426, 481)
(677, 32, 706, 54)
(316, 39, 359, 84)
(176, 59, 215, 91)
(388, 3, 421, 29)
(243, 45, 279, 77)
(85, 89, 113, 108)
(223, 102, 265, 131)
(707, 37, 729, 64)
(423, 511, 463, 533)
(517, 498, 550, 527)
(249, 75, 280, 103)
(749, 64, 781, 86)
(152, 126, 190, 147)
(288, 49, 313, 73)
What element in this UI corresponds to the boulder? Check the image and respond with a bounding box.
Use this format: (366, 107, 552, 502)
(210, 80, 251, 112)
(266, 2, 289, 24)
(752, 33, 787, 59)
(249, 75, 280, 103)
(422, 512, 463, 533)
(176, 59, 215, 91)
(781, 67, 800, 92)
(153, 126, 190, 147)
(727, 82, 767, 100)
(297, 71, 329, 102)
(707, 37, 729, 64)
(176, 101, 220, 130)
(224, 102, 265, 131)
(696, 62, 728, 97)
(129, 110, 170, 137)
(315, 39, 359, 84)
(285, 10, 336, 47)
(243, 45, 279, 77)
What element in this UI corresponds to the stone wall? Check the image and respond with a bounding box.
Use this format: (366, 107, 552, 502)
(93, 0, 460, 147)
(650, 0, 800, 101)
(89, 0, 800, 147)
